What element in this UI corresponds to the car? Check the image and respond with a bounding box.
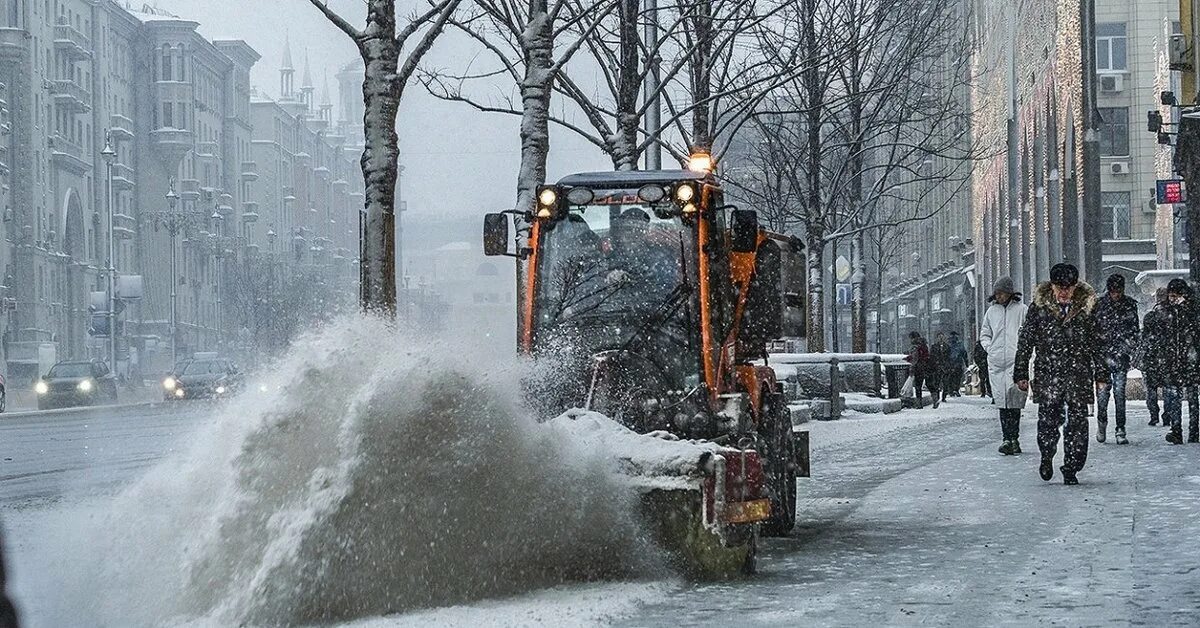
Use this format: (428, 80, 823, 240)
(162, 358, 243, 400)
(0, 373, 6, 413)
(34, 360, 119, 411)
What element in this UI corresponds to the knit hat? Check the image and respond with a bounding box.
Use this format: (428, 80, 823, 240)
(993, 276, 1015, 295)
(1050, 263, 1079, 287)
(1106, 273, 1125, 292)
(1168, 278, 1190, 296)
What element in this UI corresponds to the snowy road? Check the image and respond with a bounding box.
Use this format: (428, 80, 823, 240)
(3, 396, 1200, 626)
(0, 402, 214, 504)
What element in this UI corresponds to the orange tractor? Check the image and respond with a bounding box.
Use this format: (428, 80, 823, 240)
(484, 162, 808, 575)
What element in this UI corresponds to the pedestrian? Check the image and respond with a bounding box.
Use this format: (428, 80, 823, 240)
(1093, 273, 1140, 445)
(973, 340, 991, 398)
(979, 276, 1028, 455)
(1141, 287, 1169, 427)
(905, 330, 940, 409)
(1014, 263, 1108, 485)
(1158, 279, 1200, 445)
(946, 331, 969, 398)
(0, 524, 18, 628)
(930, 332, 952, 401)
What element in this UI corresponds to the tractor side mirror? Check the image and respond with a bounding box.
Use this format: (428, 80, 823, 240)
(730, 209, 759, 253)
(483, 213, 509, 256)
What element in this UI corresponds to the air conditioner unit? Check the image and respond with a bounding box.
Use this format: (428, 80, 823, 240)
(1170, 33, 1194, 71)
(1100, 74, 1125, 94)
(1110, 161, 1131, 175)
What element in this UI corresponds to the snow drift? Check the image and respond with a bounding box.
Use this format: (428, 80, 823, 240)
(43, 317, 664, 626)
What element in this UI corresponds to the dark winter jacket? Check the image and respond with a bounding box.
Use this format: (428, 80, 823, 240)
(1140, 305, 1168, 385)
(1013, 282, 1110, 405)
(906, 337, 932, 377)
(930, 340, 952, 374)
(948, 339, 969, 372)
(973, 340, 989, 370)
(1152, 300, 1199, 387)
(0, 525, 18, 628)
(1093, 293, 1141, 369)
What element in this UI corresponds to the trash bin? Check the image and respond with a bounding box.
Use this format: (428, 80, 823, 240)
(884, 363, 911, 399)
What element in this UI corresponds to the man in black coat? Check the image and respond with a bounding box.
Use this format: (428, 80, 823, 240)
(1093, 273, 1140, 445)
(1158, 279, 1200, 444)
(930, 333, 953, 401)
(1142, 287, 1169, 426)
(1014, 263, 1109, 485)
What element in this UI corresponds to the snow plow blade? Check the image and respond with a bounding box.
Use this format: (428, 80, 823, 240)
(549, 410, 767, 578)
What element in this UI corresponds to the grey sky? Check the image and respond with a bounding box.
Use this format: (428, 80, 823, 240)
(153, 0, 611, 222)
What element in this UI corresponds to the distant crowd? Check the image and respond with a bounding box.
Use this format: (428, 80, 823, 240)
(907, 263, 1191, 486)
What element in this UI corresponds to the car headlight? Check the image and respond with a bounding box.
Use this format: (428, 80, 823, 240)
(78, 379, 93, 392)
(258, 384, 269, 393)
(35, 381, 48, 395)
(215, 385, 227, 395)
(163, 377, 177, 391)
(174, 388, 185, 398)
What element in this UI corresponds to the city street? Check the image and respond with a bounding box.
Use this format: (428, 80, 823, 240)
(3, 397, 1199, 626)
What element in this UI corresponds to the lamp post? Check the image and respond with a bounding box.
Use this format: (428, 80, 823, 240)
(212, 210, 224, 350)
(100, 133, 116, 370)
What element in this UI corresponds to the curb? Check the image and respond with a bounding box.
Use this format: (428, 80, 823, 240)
(0, 400, 164, 420)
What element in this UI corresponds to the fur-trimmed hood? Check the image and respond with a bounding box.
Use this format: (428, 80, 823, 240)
(1033, 281, 1097, 320)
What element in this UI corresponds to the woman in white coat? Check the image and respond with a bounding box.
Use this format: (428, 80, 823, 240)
(979, 277, 1029, 455)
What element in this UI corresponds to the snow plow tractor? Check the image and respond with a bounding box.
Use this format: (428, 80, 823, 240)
(483, 159, 809, 576)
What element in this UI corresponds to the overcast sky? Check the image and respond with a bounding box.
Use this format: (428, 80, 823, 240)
(151, 0, 611, 223)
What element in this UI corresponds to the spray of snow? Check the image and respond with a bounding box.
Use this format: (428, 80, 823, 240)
(36, 317, 662, 626)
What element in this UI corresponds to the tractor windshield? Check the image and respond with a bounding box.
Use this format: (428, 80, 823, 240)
(532, 200, 700, 393)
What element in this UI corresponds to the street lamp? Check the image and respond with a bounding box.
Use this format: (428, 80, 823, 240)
(100, 132, 117, 371)
(212, 209, 224, 350)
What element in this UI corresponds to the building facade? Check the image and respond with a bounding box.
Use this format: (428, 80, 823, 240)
(0, 0, 364, 380)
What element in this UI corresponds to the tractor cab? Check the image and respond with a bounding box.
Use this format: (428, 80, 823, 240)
(484, 165, 803, 441)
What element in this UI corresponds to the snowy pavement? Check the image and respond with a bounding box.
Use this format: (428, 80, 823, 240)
(4, 396, 1200, 626)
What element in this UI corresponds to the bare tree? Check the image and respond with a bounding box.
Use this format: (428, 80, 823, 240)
(306, 0, 463, 315)
(728, 0, 976, 352)
(419, 0, 615, 213)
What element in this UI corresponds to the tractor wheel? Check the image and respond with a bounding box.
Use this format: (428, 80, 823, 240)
(760, 393, 797, 537)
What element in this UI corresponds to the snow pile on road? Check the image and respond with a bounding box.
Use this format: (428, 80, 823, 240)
(45, 317, 663, 626)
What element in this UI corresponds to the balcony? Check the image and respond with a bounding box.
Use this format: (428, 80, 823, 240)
(313, 165, 330, 179)
(51, 79, 91, 113)
(48, 134, 89, 174)
(0, 27, 30, 58)
(53, 23, 92, 60)
(109, 113, 134, 141)
(240, 161, 258, 181)
(294, 151, 311, 166)
(149, 127, 194, 164)
(110, 162, 135, 190)
(241, 202, 259, 223)
(196, 140, 219, 159)
(112, 213, 136, 240)
(179, 178, 201, 202)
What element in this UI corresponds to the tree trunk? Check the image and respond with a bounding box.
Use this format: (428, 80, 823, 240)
(359, 34, 401, 316)
(851, 228, 866, 352)
(805, 230, 825, 352)
(613, 0, 641, 170)
(517, 5, 554, 214)
(688, 0, 712, 151)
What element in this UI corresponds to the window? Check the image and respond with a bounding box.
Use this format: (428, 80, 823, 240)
(1101, 192, 1132, 240)
(1098, 107, 1129, 156)
(1096, 23, 1127, 71)
(162, 102, 173, 128)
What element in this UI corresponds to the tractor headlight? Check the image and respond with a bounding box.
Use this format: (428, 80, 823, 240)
(538, 188, 557, 206)
(163, 377, 177, 391)
(675, 184, 695, 203)
(78, 379, 93, 392)
(215, 385, 227, 395)
(682, 202, 698, 215)
(35, 381, 48, 395)
(174, 388, 185, 398)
